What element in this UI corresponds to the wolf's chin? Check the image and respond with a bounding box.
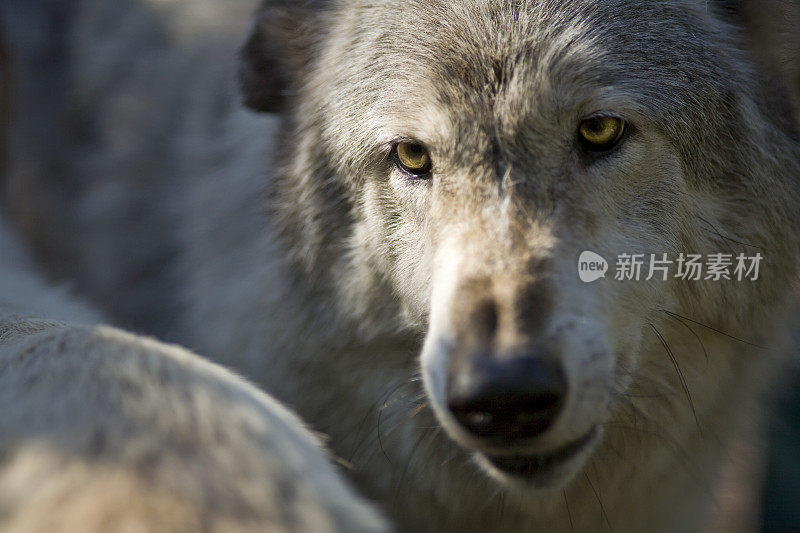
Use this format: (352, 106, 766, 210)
(474, 426, 602, 491)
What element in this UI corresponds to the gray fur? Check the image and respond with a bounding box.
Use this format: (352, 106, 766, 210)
(3, 0, 800, 531)
(0, 215, 387, 532)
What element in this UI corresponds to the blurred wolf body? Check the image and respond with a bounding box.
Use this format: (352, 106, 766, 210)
(2, 0, 800, 531)
(0, 216, 387, 533)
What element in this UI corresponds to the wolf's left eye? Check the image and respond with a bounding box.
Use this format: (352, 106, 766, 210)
(578, 116, 626, 151)
(393, 141, 433, 177)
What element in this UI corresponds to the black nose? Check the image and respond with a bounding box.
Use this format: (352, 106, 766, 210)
(446, 354, 567, 442)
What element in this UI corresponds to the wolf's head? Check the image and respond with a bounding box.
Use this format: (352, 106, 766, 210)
(241, 0, 800, 492)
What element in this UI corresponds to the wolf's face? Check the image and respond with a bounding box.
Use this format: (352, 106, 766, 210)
(243, 0, 800, 492)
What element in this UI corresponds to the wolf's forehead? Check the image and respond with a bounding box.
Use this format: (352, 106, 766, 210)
(316, 0, 743, 172)
(336, 0, 735, 129)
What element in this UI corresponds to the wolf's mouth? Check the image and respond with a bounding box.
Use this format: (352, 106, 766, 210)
(483, 426, 598, 482)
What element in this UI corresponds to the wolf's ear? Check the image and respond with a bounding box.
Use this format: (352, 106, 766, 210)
(716, 0, 800, 108)
(239, 1, 326, 113)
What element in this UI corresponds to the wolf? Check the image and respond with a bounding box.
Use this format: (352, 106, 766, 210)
(3, 0, 800, 531)
(0, 219, 387, 532)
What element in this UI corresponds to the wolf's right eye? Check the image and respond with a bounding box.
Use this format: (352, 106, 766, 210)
(393, 142, 433, 177)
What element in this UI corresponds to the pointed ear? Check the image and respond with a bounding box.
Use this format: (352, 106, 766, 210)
(238, 1, 326, 113)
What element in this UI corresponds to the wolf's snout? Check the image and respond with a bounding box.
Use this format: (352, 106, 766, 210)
(446, 353, 567, 442)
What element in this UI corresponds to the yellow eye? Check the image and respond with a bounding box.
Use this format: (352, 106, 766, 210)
(395, 141, 433, 176)
(578, 116, 626, 150)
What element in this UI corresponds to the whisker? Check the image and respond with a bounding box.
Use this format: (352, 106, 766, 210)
(583, 471, 613, 532)
(378, 392, 427, 412)
(649, 323, 702, 434)
(613, 362, 679, 401)
(564, 490, 575, 533)
(660, 309, 763, 349)
(697, 215, 764, 251)
(590, 461, 611, 532)
(662, 310, 710, 368)
(376, 402, 392, 464)
(352, 376, 423, 463)
(650, 323, 703, 435)
(347, 379, 418, 462)
(381, 401, 432, 439)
